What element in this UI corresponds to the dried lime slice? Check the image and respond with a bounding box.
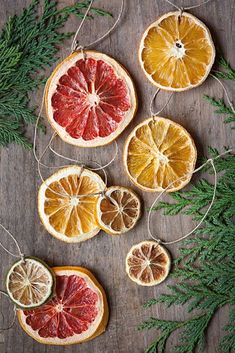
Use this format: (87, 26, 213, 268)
(6, 257, 55, 309)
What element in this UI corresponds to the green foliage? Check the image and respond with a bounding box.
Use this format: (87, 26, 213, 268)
(0, 0, 111, 148)
(140, 149, 235, 353)
(215, 57, 235, 81)
(204, 58, 235, 127)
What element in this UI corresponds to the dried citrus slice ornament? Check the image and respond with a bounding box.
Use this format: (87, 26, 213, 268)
(96, 186, 141, 235)
(6, 257, 55, 309)
(17, 266, 109, 345)
(139, 11, 215, 91)
(126, 241, 171, 286)
(45, 50, 137, 147)
(123, 117, 197, 192)
(38, 166, 105, 243)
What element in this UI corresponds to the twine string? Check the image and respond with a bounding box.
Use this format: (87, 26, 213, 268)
(0, 224, 24, 259)
(36, 134, 109, 199)
(71, 0, 125, 52)
(49, 140, 118, 173)
(150, 89, 174, 117)
(210, 73, 235, 114)
(163, 0, 213, 14)
(0, 291, 17, 332)
(148, 149, 233, 245)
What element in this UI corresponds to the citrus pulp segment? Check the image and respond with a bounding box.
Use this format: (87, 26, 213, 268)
(139, 11, 215, 91)
(6, 257, 55, 309)
(45, 50, 137, 147)
(96, 186, 141, 235)
(17, 266, 109, 345)
(123, 117, 197, 192)
(126, 241, 171, 286)
(38, 166, 105, 243)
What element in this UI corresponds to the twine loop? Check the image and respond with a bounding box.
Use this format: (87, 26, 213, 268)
(0, 291, 17, 332)
(164, 0, 213, 12)
(73, 44, 86, 60)
(150, 89, 174, 118)
(71, 0, 124, 54)
(148, 149, 233, 245)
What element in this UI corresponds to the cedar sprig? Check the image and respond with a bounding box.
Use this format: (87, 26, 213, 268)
(0, 0, 111, 148)
(204, 96, 235, 126)
(141, 148, 235, 353)
(204, 57, 235, 128)
(214, 57, 235, 81)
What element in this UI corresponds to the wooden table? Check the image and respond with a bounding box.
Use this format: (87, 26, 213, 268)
(0, 1, 234, 352)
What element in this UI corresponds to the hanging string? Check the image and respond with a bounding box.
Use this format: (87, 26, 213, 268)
(0, 225, 24, 331)
(71, 0, 125, 52)
(49, 140, 118, 173)
(36, 135, 109, 199)
(163, 0, 213, 13)
(71, 0, 95, 52)
(147, 149, 233, 245)
(210, 73, 235, 114)
(150, 89, 174, 117)
(0, 224, 24, 259)
(0, 291, 17, 332)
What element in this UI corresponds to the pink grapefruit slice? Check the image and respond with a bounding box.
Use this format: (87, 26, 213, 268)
(17, 266, 109, 345)
(45, 51, 137, 147)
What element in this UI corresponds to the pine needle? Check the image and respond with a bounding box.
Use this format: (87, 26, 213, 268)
(205, 57, 235, 128)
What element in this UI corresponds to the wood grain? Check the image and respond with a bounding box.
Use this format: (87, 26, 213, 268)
(0, 0, 234, 352)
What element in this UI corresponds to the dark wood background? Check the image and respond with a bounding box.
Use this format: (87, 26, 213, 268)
(0, 0, 234, 352)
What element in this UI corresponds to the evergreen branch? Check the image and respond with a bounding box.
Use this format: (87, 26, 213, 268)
(142, 148, 235, 353)
(220, 309, 235, 353)
(205, 57, 235, 128)
(204, 96, 235, 126)
(214, 57, 235, 81)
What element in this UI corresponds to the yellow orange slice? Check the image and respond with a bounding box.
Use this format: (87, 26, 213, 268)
(17, 266, 109, 345)
(45, 50, 137, 147)
(126, 241, 171, 286)
(38, 166, 105, 243)
(139, 12, 215, 91)
(96, 186, 141, 235)
(123, 117, 197, 192)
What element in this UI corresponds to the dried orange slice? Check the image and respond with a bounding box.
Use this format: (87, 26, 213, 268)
(17, 266, 109, 345)
(139, 12, 215, 91)
(123, 117, 197, 192)
(96, 186, 141, 235)
(45, 50, 137, 147)
(126, 241, 171, 286)
(38, 166, 105, 243)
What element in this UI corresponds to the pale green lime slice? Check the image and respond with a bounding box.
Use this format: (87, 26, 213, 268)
(6, 256, 55, 309)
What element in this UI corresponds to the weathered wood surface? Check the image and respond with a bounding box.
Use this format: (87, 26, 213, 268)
(0, 0, 234, 352)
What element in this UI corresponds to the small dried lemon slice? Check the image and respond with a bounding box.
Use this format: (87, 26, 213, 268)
(6, 257, 55, 309)
(96, 186, 141, 235)
(139, 12, 215, 91)
(38, 166, 105, 243)
(126, 241, 171, 286)
(123, 117, 197, 192)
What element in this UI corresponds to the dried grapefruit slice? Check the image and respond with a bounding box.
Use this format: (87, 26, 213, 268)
(123, 117, 197, 192)
(96, 186, 141, 235)
(45, 50, 137, 147)
(6, 257, 55, 309)
(139, 12, 215, 91)
(126, 241, 171, 286)
(17, 266, 109, 345)
(38, 166, 105, 243)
